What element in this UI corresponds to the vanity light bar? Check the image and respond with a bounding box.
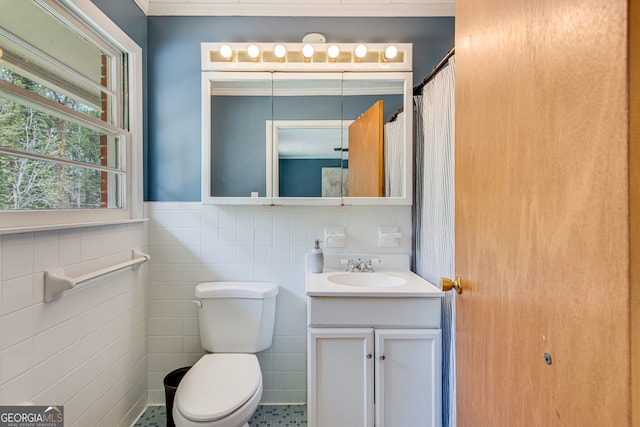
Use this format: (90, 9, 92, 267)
(201, 42, 412, 72)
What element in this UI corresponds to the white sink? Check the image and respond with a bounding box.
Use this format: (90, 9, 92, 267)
(326, 272, 406, 288)
(306, 255, 443, 328)
(305, 254, 443, 297)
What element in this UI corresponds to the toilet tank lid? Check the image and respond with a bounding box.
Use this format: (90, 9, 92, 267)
(195, 282, 279, 299)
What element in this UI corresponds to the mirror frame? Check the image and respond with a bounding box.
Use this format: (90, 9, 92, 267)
(267, 119, 352, 201)
(201, 42, 413, 205)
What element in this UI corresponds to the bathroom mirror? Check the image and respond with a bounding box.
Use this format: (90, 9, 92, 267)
(201, 43, 413, 205)
(268, 119, 349, 198)
(206, 72, 272, 200)
(271, 73, 343, 203)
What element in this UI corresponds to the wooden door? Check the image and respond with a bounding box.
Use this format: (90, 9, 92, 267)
(454, 0, 632, 425)
(631, 0, 640, 423)
(348, 100, 384, 197)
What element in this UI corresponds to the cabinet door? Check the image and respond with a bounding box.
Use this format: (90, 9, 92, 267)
(308, 328, 374, 427)
(375, 329, 442, 427)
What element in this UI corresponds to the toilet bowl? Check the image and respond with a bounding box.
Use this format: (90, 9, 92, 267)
(173, 354, 262, 427)
(171, 282, 278, 427)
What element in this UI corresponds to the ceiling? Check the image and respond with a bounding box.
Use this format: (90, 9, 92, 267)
(134, 0, 455, 17)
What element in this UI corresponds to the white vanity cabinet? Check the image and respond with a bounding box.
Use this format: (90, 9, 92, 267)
(305, 258, 445, 427)
(307, 326, 442, 427)
(307, 328, 374, 427)
(305, 290, 444, 427)
(374, 328, 442, 426)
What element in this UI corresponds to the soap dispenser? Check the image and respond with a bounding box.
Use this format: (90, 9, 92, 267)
(310, 239, 324, 273)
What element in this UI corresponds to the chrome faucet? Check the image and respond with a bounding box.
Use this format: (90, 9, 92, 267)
(342, 258, 381, 272)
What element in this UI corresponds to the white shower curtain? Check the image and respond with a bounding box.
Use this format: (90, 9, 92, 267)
(384, 111, 405, 197)
(414, 55, 456, 427)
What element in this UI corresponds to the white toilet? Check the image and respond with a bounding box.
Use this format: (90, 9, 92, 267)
(173, 281, 279, 427)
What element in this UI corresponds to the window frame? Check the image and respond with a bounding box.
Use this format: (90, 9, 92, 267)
(0, 0, 144, 234)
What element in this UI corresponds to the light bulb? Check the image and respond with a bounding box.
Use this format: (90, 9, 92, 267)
(355, 44, 367, 59)
(219, 44, 233, 59)
(247, 44, 260, 59)
(274, 44, 287, 59)
(302, 44, 314, 59)
(384, 45, 398, 60)
(327, 45, 340, 59)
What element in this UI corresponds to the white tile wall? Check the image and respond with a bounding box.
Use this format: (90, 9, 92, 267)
(0, 223, 148, 427)
(145, 202, 411, 404)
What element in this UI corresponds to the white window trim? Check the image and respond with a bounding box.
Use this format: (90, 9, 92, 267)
(0, 0, 144, 234)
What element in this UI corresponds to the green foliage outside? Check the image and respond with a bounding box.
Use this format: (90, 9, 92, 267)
(0, 70, 108, 210)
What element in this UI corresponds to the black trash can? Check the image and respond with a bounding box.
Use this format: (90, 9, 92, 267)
(164, 367, 191, 427)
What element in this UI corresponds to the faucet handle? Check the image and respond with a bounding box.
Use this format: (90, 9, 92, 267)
(363, 258, 381, 272)
(340, 258, 357, 272)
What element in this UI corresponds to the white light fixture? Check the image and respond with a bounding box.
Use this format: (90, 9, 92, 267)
(302, 33, 326, 43)
(327, 45, 340, 60)
(274, 44, 287, 59)
(219, 44, 233, 59)
(302, 44, 315, 59)
(247, 44, 260, 59)
(384, 45, 398, 60)
(203, 42, 411, 70)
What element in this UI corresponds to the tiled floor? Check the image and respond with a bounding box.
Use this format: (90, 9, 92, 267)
(134, 405, 164, 427)
(134, 404, 307, 426)
(246, 405, 307, 426)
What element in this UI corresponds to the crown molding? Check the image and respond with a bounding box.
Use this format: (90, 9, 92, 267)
(133, 0, 150, 15)
(145, 2, 455, 17)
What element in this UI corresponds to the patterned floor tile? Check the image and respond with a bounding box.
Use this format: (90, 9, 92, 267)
(134, 404, 307, 426)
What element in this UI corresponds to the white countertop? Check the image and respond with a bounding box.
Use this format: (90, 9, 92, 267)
(305, 270, 444, 297)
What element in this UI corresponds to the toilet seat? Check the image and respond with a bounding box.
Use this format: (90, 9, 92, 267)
(174, 353, 262, 424)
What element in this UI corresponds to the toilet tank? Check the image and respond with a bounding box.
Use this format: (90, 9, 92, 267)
(195, 282, 279, 353)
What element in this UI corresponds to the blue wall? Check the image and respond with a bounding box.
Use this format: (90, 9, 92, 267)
(279, 159, 343, 197)
(147, 16, 455, 201)
(210, 95, 272, 197)
(81, 7, 454, 201)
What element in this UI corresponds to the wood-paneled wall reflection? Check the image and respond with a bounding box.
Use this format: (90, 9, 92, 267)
(348, 100, 384, 197)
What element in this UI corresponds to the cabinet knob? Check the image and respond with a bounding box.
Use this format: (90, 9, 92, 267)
(366, 353, 373, 359)
(379, 355, 386, 361)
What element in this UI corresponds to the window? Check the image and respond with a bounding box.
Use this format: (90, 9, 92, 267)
(0, 0, 142, 232)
